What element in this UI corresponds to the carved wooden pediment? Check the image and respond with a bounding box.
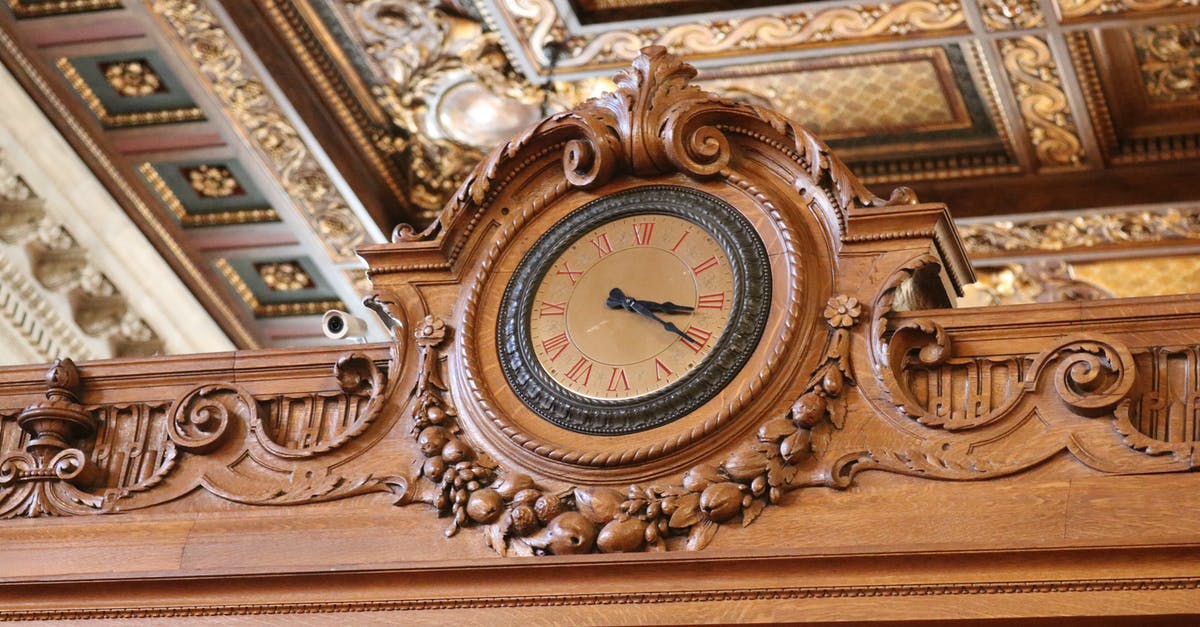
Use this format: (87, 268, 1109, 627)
(3, 47, 1200, 621)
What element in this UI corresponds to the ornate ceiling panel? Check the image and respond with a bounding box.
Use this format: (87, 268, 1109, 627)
(3, 0, 1200, 360)
(0, 0, 392, 351)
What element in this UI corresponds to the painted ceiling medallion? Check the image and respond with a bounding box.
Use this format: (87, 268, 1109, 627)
(101, 60, 164, 97)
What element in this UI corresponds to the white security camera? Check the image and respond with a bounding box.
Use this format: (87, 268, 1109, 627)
(322, 310, 368, 341)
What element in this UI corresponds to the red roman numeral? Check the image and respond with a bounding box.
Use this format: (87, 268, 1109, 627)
(680, 326, 714, 352)
(538, 301, 566, 317)
(556, 261, 583, 285)
(696, 292, 725, 309)
(590, 233, 613, 258)
(541, 332, 570, 361)
(566, 357, 593, 386)
(606, 368, 630, 392)
(691, 256, 718, 275)
(671, 230, 691, 252)
(632, 222, 654, 246)
(654, 358, 673, 381)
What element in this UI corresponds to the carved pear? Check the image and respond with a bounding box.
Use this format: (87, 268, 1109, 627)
(597, 516, 646, 553)
(466, 488, 503, 523)
(527, 511, 597, 555)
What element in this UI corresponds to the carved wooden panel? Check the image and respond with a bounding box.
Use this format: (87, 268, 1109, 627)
(2, 47, 1200, 621)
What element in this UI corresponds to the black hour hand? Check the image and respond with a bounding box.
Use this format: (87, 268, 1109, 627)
(606, 289, 697, 343)
(605, 288, 694, 315)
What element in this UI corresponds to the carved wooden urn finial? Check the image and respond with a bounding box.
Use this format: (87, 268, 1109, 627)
(16, 358, 96, 463)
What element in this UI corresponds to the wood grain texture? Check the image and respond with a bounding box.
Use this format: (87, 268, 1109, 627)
(3, 47, 1200, 622)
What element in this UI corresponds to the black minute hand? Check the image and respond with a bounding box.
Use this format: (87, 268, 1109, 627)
(607, 288, 697, 343)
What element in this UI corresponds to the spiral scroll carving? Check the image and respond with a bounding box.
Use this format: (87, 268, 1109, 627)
(1048, 340, 1135, 417)
(167, 384, 246, 454)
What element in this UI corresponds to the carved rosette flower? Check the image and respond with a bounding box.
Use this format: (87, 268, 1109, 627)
(414, 315, 447, 347)
(824, 295, 862, 328)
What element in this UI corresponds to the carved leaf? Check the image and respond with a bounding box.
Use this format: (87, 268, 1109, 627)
(686, 519, 718, 551)
(669, 492, 701, 528)
(742, 498, 766, 527)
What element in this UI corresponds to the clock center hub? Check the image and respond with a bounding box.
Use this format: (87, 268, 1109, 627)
(566, 247, 696, 366)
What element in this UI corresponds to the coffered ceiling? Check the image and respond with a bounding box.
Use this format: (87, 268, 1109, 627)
(1, 0, 1199, 354)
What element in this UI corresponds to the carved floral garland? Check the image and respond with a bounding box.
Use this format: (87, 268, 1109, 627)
(402, 297, 859, 555)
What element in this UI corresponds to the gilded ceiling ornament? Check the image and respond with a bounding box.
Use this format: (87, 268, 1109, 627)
(997, 36, 1086, 170)
(138, 163, 278, 227)
(341, 0, 544, 217)
(1133, 21, 1200, 102)
(184, 165, 240, 198)
(7, 0, 120, 18)
(151, 0, 371, 262)
(957, 206, 1200, 254)
(216, 258, 342, 317)
(961, 261, 1113, 306)
(1055, 0, 1199, 21)
(56, 58, 203, 127)
(486, 0, 966, 74)
(979, 0, 1044, 30)
(256, 261, 314, 292)
(102, 60, 163, 97)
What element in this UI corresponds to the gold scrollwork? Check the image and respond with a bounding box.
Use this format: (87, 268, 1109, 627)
(149, 0, 372, 262)
(1133, 21, 1200, 103)
(1055, 0, 1200, 21)
(492, 0, 966, 74)
(997, 36, 1087, 170)
(979, 0, 1045, 30)
(959, 206, 1200, 255)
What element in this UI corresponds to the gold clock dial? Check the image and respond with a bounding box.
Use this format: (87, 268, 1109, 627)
(529, 214, 735, 400)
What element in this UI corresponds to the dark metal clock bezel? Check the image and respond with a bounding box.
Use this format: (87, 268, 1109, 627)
(497, 185, 771, 436)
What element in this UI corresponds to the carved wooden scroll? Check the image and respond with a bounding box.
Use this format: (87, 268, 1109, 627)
(3, 48, 1199, 567)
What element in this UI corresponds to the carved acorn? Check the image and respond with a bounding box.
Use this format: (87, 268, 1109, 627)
(758, 418, 795, 443)
(534, 493, 565, 523)
(492, 472, 535, 499)
(792, 392, 827, 428)
(418, 426, 450, 457)
(466, 488, 503, 523)
(779, 428, 812, 464)
(509, 503, 540, 536)
(597, 516, 646, 553)
(720, 448, 770, 482)
(512, 488, 541, 506)
(527, 511, 596, 555)
(822, 366, 844, 396)
(682, 464, 723, 492)
(699, 482, 745, 522)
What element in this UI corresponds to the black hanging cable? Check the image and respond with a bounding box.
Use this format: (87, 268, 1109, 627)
(540, 41, 564, 118)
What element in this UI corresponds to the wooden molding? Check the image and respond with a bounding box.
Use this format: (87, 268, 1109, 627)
(4, 47, 1200, 620)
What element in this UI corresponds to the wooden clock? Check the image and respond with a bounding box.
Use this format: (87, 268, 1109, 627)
(496, 185, 771, 435)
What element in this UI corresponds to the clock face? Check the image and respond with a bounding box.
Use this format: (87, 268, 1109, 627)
(528, 214, 735, 401)
(497, 186, 770, 435)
